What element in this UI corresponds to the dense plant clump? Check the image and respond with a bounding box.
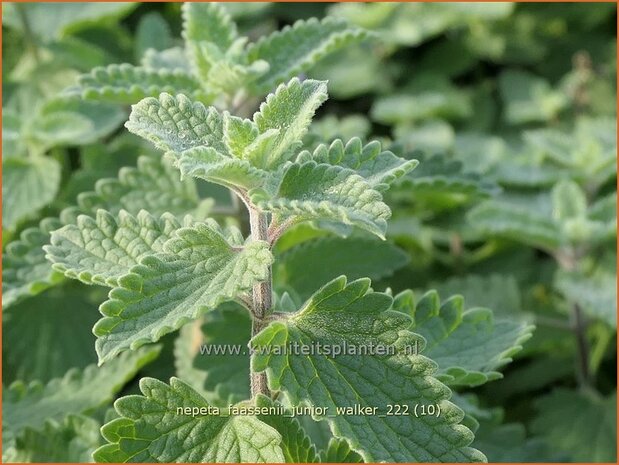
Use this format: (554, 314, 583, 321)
(2, 2, 616, 463)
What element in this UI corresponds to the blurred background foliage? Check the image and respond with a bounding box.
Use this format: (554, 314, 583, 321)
(2, 2, 617, 463)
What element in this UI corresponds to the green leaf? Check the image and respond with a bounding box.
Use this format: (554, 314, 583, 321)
(247, 17, 367, 93)
(429, 274, 522, 318)
(555, 266, 617, 327)
(141, 47, 191, 73)
(2, 156, 61, 231)
(3, 345, 160, 445)
(93, 377, 285, 463)
(192, 302, 251, 404)
(3, 284, 99, 384)
(72, 156, 203, 219)
(125, 93, 228, 155)
(297, 138, 418, 192)
(371, 77, 472, 125)
(276, 235, 409, 300)
(498, 69, 567, 124)
(94, 221, 273, 363)
(176, 146, 268, 190)
(467, 200, 561, 251)
(2, 3, 137, 41)
(252, 162, 391, 239)
(182, 2, 237, 50)
(551, 179, 588, 221)
(135, 12, 172, 60)
(320, 438, 363, 463)
(5, 414, 101, 463)
(31, 97, 126, 147)
(173, 322, 209, 399)
(3, 218, 65, 308)
(252, 78, 328, 169)
(395, 290, 534, 386)
(473, 418, 559, 462)
(4, 156, 203, 308)
(251, 276, 485, 462)
(45, 210, 181, 287)
(181, 2, 238, 84)
(393, 154, 498, 207)
(532, 389, 617, 462)
(2, 109, 25, 158)
(255, 395, 319, 463)
(71, 64, 210, 104)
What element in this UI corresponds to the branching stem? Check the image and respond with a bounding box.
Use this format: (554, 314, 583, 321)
(248, 206, 271, 398)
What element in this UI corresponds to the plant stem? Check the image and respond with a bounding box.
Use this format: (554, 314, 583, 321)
(571, 302, 592, 387)
(248, 206, 271, 397)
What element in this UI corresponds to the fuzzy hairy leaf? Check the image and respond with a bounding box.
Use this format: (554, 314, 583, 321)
(68, 156, 203, 219)
(532, 389, 617, 462)
(276, 235, 409, 300)
(252, 78, 328, 169)
(176, 146, 268, 190)
(252, 162, 391, 238)
(3, 346, 160, 445)
(94, 222, 273, 363)
(4, 156, 202, 308)
(71, 64, 210, 104)
(256, 395, 319, 463)
(252, 276, 485, 462)
(2, 156, 61, 231)
(93, 378, 284, 463)
(125, 93, 228, 155)
(45, 210, 181, 287)
(395, 290, 534, 386)
(297, 138, 418, 192)
(247, 17, 367, 92)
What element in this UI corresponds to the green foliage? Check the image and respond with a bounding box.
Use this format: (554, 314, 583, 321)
(3, 346, 160, 447)
(252, 277, 485, 462)
(2, 156, 61, 231)
(246, 17, 368, 93)
(3, 3, 616, 464)
(72, 64, 209, 104)
(3, 156, 203, 309)
(3, 284, 100, 384)
(93, 378, 285, 463)
(532, 389, 617, 462)
(276, 235, 409, 300)
(394, 290, 533, 386)
(93, 221, 272, 363)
